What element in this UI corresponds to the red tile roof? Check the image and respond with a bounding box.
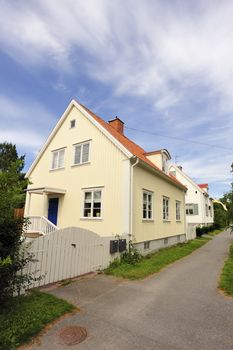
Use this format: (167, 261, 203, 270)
(198, 184, 208, 189)
(78, 101, 186, 190)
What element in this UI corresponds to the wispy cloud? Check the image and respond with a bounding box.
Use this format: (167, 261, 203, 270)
(0, 0, 232, 197)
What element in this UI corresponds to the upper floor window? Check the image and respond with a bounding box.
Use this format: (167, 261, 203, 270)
(74, 141, 90, 165)
(176, 200, 181, 221)
(70, 119, 76, 128)
(143, 191, 153, 219)
(186, 203, 199, 215)
(209, 205, 212, 217)
(163, 196, 169, 220)
(162, 156, 166, 172)
(206, 204, 209, 217)
(83, 189, 102, 218)
(51, 148, 65, 170)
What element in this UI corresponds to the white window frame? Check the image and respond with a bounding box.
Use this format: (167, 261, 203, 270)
(205, 204, 209, 217)
(186, 203, 199, 215)
(163, 196, 169, 221)
(176, 200, 181, 221)
(209, 205, 213, 217)
(51, 148, 65, 170)
(142, 190, 153, 220)
(73, 141, 90, 166)
(70, 119, 76, 128)
(82, 188, 102, 219)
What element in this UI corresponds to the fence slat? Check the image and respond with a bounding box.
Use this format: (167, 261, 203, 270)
(25, 227, 127, 289)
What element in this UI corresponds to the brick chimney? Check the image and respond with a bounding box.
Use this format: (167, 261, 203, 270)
(108, 117, 124, 135)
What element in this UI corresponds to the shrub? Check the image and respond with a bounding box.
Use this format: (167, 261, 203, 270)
(120, 239, 142, 265)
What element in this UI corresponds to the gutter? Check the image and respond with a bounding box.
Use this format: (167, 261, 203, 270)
(129, 156, 139, 240)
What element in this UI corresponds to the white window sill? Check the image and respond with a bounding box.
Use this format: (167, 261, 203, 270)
(71, 162, 90, 168)
(142, 219, 154, 222)
(49, 167, 65, 172)
(176, 220, 182, 223)
(163, 220, 171, 223)
(80, 217, 103, 221)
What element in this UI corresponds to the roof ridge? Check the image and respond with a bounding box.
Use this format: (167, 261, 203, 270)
(77, 100, 186, 190)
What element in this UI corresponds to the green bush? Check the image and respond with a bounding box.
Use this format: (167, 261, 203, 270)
(120, 239, 142, 265)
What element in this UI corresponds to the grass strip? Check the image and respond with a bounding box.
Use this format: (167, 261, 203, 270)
(219, 243, 233, 295)
(105, 237, 211, 280)
(0, 290, 75, 350)
(207, 229, 223, 236)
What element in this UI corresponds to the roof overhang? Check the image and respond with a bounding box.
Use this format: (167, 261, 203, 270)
(26, 99, 132, 178)
(26, 187, 66, 195)
(137, 158, 187, 191)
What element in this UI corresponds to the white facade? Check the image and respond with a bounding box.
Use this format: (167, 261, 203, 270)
(169, 165, 214, 229)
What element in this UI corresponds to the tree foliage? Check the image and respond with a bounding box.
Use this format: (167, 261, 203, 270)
(219, 163, 233, 225)
(0, 142, 27, 207)
(0, 146, 35, 302)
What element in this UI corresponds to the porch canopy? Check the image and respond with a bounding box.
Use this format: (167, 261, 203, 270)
(26, 186, 66, 195)
(25, 186, 66, 216)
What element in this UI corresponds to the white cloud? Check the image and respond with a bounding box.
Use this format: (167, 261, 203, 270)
(0, 0, 232, 196)
(1, 0, 233, 113)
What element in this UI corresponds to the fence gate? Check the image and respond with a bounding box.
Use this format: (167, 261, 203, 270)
(25, 227, 124, 288)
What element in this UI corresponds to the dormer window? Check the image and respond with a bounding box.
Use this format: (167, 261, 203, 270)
(70, 119, 76, 128)
(162, 156, 166, 172)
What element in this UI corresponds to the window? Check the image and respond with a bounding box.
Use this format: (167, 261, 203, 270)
(186, 203, 199, 215)
(144, 241, 150, 250)
(74, 142, 90, 165)
(162, 156, 167, 172)
(209, 205, 212, 217)
(163, 197, 169, 220)
(51, 148, 65, 170)
(164, 238, 168, 245)
(83, 189, 102, 218)
(70, 119, 76, 128)
(143, 191, 153, 219)
(206, 204, 209, 217)
(176, 200, 181, 221)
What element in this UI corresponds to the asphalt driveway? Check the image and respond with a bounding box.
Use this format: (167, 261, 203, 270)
(26, 231, 233, 350)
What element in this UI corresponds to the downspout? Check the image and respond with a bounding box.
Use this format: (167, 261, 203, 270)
(129, 156, 139, 241)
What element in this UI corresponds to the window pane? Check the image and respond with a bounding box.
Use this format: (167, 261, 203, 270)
(82, 143, 90, 163)
(94, 191, 101, 201)
(74, 145, 81, 164)
(84, 208, 91, 217)
(143, 210, 147, 219)
(85, 192, 92, 202)
(52, 151, 58, 169)
(58, 149, 65, 168)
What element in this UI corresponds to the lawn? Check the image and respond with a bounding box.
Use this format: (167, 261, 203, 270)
(219, 243, 233, 295)
(0, 290, 75, 350)
(207, 229, 223, 236)
(105, 237, 211, 280)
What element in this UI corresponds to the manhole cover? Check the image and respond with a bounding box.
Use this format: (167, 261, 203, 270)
(58, 325, 87, 346)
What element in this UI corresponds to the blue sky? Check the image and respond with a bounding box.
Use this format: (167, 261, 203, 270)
(0, 0, 233, 198)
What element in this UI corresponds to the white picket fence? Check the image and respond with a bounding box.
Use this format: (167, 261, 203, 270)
(25, 227, 126, 288)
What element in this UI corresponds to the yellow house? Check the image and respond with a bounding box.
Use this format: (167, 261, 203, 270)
(25, 100, 187, 252)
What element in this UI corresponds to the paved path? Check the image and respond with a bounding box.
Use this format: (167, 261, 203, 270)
(27, 231, 233, 350)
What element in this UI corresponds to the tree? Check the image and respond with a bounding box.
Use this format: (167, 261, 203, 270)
(0, 142, 25, 173)
(213, 202, 228, 228)
(220, 163, 233, 225)
(0, 142, 27, 207)
(0, 151, 35, 302)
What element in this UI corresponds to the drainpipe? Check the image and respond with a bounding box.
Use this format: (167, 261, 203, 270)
(129, 156, 139, 241)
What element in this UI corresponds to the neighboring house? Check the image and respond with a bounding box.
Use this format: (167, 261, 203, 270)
(25, 99, 187, 253)
(169, 164, 214, 239)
